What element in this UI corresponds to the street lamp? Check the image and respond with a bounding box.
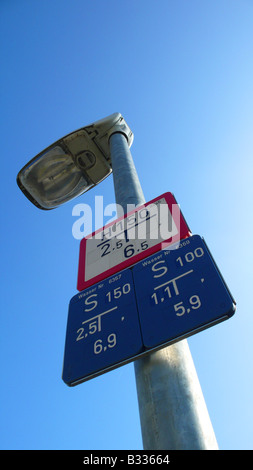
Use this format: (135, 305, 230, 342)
(17, 113, 133, 209)
(17, 113, 218, 450)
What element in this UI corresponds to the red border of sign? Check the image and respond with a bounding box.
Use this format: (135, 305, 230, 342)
(77, 192, 191, 291)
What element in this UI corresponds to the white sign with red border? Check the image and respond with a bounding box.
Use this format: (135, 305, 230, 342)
(77, 192, 191, 291)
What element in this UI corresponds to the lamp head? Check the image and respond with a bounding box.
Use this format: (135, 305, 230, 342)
(17, 113, 133, 209)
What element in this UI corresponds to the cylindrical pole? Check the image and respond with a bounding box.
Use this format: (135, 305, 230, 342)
(109, 132, 219, 450)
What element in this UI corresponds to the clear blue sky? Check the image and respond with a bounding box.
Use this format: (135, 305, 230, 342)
(1, 0, 253, 450)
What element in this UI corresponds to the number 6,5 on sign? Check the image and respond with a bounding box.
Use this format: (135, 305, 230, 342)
(77, 192, 191, 291)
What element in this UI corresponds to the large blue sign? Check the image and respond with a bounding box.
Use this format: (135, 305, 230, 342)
(62, 235, 236, 386)
(132, 235, 236, 349)
(62, 269, 143, 386)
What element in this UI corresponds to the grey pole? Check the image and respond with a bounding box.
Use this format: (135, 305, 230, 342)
(109, 132, 219, 450)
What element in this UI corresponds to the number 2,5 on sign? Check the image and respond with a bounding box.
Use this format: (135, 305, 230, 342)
(75, 281, 133, 345)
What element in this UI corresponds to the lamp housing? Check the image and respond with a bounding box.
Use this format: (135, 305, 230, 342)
(17, 113, 133, 210)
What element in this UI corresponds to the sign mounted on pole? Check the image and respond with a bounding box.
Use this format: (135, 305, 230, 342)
(63, 235, 236, 386)
(62, 268, 144, 386)
(77, 192, 191, 291)
(132, 235, 236, 349)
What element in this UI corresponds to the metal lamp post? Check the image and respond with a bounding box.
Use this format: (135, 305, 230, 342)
(17, 113, 219, 450)
(109, 131, 218, 450)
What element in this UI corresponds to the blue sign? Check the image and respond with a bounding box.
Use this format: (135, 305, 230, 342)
(62, 234, 236, 386)
(132, 235, 236, 349)
(62, 268, 144, 386)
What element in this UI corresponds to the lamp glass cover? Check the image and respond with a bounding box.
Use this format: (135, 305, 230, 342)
(18, 146, 92, 209)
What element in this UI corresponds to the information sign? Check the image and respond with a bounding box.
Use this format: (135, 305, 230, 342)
(77, 192, 191, 291)
(63, 235, 236, 385)
(132, 235, 236, 349)
(62, 269, 143, 386)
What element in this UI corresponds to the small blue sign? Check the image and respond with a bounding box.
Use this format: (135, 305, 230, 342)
(132, 235, 236, 349)
(62, 268, 144, 386)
